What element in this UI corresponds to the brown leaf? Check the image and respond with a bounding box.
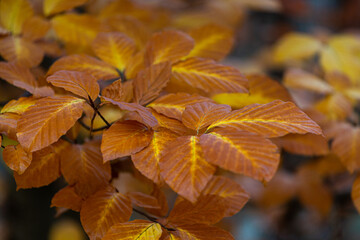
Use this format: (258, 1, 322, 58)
(3, 144, 32, 174)
(181, 102, 231, 132)
(101, 80, 133, 103)
(17, 96, 85, 152)
(150, 110, 193, 136)
(51, 186, 83, 212)
(101, 120, 153, 162)
(159, 136, 216, 202)
(80, 187, 132, 240)
(127, 192, 161, 209)
(22, 16, 50, 41)
(103, 220, 162, 240)
(209, 100, 322, 138)
(145, 30, 194, 65)
(47, 70, 100, 100)
(352, 175, 360, 213)
(60, 141, 111, 198)
(200, 128, 279, 182)
(133, 62, 171, 105)
(14, 146, 60, 189)
(166, 224, 234, 240)
(0, 112, 20, 140)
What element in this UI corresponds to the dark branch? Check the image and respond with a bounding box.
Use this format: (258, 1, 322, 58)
(87, 97, 111, 128)
(132, 208, 176, 232)
(78, 119, 109, 132)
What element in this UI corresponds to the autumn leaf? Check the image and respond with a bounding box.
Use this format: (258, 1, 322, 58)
(0, 0, 33, 35)
(103, 220, 162, 240)
(208, 100, 322, 138)
(3, 144, 32, 174)
(17, 96, 85, 152)
(0, 112, 20, 140)
(1, 97, 37, 115)
(352, 175, 360, 213)
(101, 80, 133, 103)
(47, 70, 100, 101)
(165, 224, 234, 240)
(101, 120, 153, 162)
(159, 135, 216, 202)
(80, 187, 132, 240)
(43, 0, 88, 16)
(150, 110, 193, 136)
(60, 141, 111, 198)
(51, 186, 83, 212)
(22, 16, 51, 41)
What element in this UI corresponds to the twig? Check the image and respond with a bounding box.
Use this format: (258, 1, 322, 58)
(132, 208, 175, 232)
(78, 119, 109, 132)
(88, 97, 111, 128)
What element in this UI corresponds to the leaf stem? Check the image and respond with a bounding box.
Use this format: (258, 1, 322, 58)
(78, 119, 109, 132)
(132, 208, 175, 232)
(88, 97, 111, 128)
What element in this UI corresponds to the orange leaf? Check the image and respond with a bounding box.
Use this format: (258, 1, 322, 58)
(3, 144, 32, 174)
(332, 126, 360, 173)
(315, 93, 353, 121)
(166, 224, 234, 240)
(47, 70, 100, 101)
(209, 100, 322, 138)
(14, 146, 60, 189)
(102, 96, 158, 127)
(101, 120, 153, 162)
(181, 102, 231, 132)
(103, 220, 162, 240)
(0, 36, 44, 67)
(202, 176, 249, 216)
(151, 110, 193, 136)
(132, 129, 178, 184)
(22, 16, 51, 41)
(145, 30, 194, 65)
(169, 58, 248, 94)
(1, 97, 37, 115)
(17, 96, 85, 152)
(60, 141, 111, 198)
(80, 187, 132, 240)
(200, 128, 279, 182)
(352, 175, 360, 213)
(101, 80, 133, 103)
(47, 54, 119, 81)
(0, 0, 34, 34)
(167, 195, 227, 225)
(92, 32, 137, 72)
(273, 133, 329, 156)
(51, 186, 83, 212)
(133, 62, 171, 105)
(127, 192, 162, 210)
(148, 93, 212, 121)
(187, 23, 234, 61)
(146, 187, 169, 217)
(44, 0, 88, 16)
(159, 136, 216, 202)
(0, 112, 20, 140)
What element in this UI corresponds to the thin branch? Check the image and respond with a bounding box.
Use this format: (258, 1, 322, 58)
(132, 208, 176, 232)
(60, 135, 75, 144)
(1, 145, 5, 149)
(78, 119, 109, 132)
(89, 111, 97, 139)
(88, 97, 111, 128)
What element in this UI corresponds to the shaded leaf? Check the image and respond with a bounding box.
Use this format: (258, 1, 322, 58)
(101, 80, 133, 103)
(22, 16, 51, 41)
(0, 112, 20, 140)
(3, 144, 32, 174)
(101, 120, 153, 162)
(150, 110, 193, 136)
(103, 220, 162, 240)
(352, 175, 360, 213)
(51, 186, 83, 212)
(159, 136, 216, 202)
(17, 96, 85, 152)
(167, 224, 234, 240)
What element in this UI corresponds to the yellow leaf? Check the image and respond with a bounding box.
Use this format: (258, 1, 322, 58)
(44, 0, 88, 16)
(0, 0, 33, 34)
(1, 97, 37, 115)
(103, 220, 162, 240)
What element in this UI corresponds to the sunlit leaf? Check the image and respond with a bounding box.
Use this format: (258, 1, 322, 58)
(103, 220, 162, 240)
(0, 0, 33, 34)
(1, 97, 37, 115)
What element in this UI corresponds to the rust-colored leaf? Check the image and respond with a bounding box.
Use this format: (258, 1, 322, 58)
(187, 23, 234, 61)
(60, 141, 111, 198)
(166, 224, 234, 240)
(14, 146, 60, 189)
(169, 58, 248, 94)
(133, 62, 171, 105)
(159, 136, 216, 202)
(132, 129, 178, 184)
(209, 100, 322, 138)
(101, 80, 133, 103)
(92, 32, 137, 71)
(47, 70, 100, 100)
(17, 96, 85, 152)
(352, 175, 360, 213)
(44, 0, 88, 16)
(3, 144, 32, 174)
(0, 112, 20, 140)
(101, 120, 153, 162)
(145, 30, 194, 65)
(200, 128, 279, 182)
(51, 186, 83, 212)
(48, 54, 119, 81)
(103, 220, 162, 240)
(150, 110, 193, 136)
(22, 16, 51, 41)
(80, 187, 132, 240)
(148, 93, 212, 121)
(181, 102, 231, 132)
(202, 176, 249, 216)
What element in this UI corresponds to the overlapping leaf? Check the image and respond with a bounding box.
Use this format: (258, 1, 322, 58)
(0, 112, 20, 140)
(43, 0, 88, 16)
(3, 144, 32, 174)
(103, 220, 162, 240)
(352, 175, 360, 213)
(1, 97, 37, 115)
(51, 186, 83, 212)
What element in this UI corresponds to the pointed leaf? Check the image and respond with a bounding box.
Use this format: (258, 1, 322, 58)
(187, 23, 234, 61)
(202, 176, 249, 216)
(200, 128, 279, 182)
(92, 32, 137, 71)
(133, 62, 171, 105)
(47, 70, 100, 100)
(60, 141, 111, 198)
(209, 100, 322, 138)
(102, 80, 133, 103)
(159, 136, 216, 202)
(51, 186, 83, 212)
(148, 93, 212, 121)
(1, 97, 37, 115)
(80, 187, 132, 240)
(14, 146, 60, 189)
(44, 0, 88, 16)
(182, 102, 231, 132)
(170, 58, 248, 94)
(3, 144, 32, 174)
(103, 220, 162, 240)
(17, 96, 85, 152)
(0, 0, 33, 34)
(101, 120, 153, 162)
(48, 54, 119, 81)
(0, 35, 44, 67)
(132, 129, 178, 184)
